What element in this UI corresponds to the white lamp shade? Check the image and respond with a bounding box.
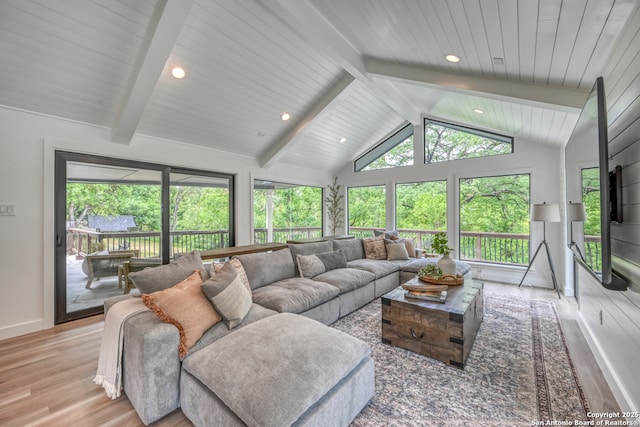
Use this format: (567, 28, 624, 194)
(530, 203, 561, 222)
(567, 202, 587, 222)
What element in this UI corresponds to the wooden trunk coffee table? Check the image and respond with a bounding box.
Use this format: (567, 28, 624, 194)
(381, 279, 484, 369)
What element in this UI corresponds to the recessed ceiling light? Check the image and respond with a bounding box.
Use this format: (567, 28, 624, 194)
(445, 54, 460, 63)
(473, 109, 484, 114)
(171, 67, 186, 79)
(281, 112, 290, 121)
(340, 137, 347, 143)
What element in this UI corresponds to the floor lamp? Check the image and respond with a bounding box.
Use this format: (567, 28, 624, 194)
(519, 202, 561, 298)
(567, 201, 587, 262)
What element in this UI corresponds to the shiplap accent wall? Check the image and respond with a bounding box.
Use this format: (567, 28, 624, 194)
(576, 5, 640, 414)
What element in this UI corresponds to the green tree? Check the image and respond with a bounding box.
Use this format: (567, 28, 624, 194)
(396, 181, 447, 230)
(459, 175, 530, 234)
(348, 186, 386, 228)
(425, 122, 511, 164)
(362, 136, 414, 170)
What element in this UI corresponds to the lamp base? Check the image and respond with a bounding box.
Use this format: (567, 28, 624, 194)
(519, 240, 561, 299)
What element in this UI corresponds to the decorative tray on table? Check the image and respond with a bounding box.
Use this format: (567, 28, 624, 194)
(417, 274, 464, 286)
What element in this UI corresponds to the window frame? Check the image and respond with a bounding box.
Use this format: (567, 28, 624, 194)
(346, 184, 387, 236)
(252, 179, 324, 243)
(424, 118, 513, 164)
(55, 150, 234, 323)
(354, 123, 414, 172)
(457, 172, 531, 266)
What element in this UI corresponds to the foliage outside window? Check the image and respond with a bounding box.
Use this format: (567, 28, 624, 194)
(581, 167, 601, 271)
(253, 180, 322, 243)
(169, 173, 232, 255)
(459, 174, 530, 265)
(395, 181, 447, 249)
(355, 124, 414, 171)
(348, 185, 386, 237)
(424, 119, 512, 164)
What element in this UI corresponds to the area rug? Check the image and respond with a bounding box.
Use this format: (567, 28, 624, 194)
(333, 295, 591, 426)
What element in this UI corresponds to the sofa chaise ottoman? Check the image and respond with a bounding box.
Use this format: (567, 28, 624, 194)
(180, 313, 375, 427)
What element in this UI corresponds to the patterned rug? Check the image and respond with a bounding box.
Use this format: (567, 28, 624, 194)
(332, 295, 591, 426)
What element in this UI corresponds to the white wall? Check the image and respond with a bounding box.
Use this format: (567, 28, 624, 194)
(0, 106, 331, 340)
(336, 124, 566, 292)
(573, 4, 640, 414)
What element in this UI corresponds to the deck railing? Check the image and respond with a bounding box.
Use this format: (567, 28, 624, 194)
(68, 227, 602, 268)
(253, 227, 323, 244)
(66, 228, 230, 258)
(351, 227, 602, 266)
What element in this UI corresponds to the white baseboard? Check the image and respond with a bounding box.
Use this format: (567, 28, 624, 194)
(577, 313, 636, 413)
(0, 319, 45, 341)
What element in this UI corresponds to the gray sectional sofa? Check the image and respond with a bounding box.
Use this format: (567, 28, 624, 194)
(105, 237, 471, 425)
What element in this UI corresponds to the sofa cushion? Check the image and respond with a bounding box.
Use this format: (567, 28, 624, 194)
(385, 242, 409, 260)
(252, 278, 340, 314)
(385, 237, 416, 258)
(141, 271, 221, 358)
(363, 235, 386, 260)
(129, 250, 208, 294)
(332, 238, 364, 261)
(288, 241, 333, 275)
(202, 262, 252, 329)
(235, 248, 296, 290)
(212, 258, 251, 293)
(188, 303, 278, 355)
(347, 258, 401, 279)
(296, 249, 347, 278)
(374, 229, 400, 239)
(313, 268, 375, 294)
(181, 313, 372, 427)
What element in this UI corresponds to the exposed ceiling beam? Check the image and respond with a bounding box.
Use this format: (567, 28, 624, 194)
(365, 59, 589, 113)
(111, 0, 194, 144)
(260, 74, 355, 169)
(257, 0, 422, 125)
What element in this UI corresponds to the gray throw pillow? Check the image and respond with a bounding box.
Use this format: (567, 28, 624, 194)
(129, 250, 208, 294)
(202, 262, 252, 329)
(296, 249, 347, 278)
(386, 243, 409, 260)
(316, 249, 347, 271)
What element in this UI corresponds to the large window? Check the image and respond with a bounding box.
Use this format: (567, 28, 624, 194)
(348, 185, 386, 237)
(355, 124, 414, 171)
(581, 167, 602, 271)
(395, 180, 447, 249)
(253, 180, 323, 243)
(459, 174, 530, 265)
(424, 119, 512, 164)
(170, 173, 232, 256)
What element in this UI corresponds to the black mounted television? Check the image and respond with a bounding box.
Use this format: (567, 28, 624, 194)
(564, 77, 627, 291)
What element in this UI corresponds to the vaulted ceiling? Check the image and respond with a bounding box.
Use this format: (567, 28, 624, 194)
(0, 0, 637, 173)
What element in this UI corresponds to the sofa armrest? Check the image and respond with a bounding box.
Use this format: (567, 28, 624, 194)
(122, 311, 182, 425)
(104, 294, 133, 315)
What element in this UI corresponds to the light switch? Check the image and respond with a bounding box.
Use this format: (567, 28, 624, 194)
(0, 205, 15, 216)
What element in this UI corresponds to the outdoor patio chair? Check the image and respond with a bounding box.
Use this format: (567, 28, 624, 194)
(83, 249, 139, 289)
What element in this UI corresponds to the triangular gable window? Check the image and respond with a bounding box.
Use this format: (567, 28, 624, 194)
(355, 123, 414, 171)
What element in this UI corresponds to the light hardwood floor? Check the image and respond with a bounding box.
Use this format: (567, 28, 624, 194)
(0, 282, 621, 426)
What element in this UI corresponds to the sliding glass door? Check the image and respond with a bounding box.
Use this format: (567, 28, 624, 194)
(55, 152, 233, 323)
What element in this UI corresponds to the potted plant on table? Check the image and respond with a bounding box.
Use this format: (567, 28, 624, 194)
(431, 232, 456, 276)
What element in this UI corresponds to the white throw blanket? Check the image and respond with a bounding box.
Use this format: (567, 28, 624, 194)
(94, 298, 149, 399)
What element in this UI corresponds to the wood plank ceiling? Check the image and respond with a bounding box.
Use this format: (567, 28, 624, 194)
(0, 0, 637, 173)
